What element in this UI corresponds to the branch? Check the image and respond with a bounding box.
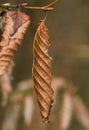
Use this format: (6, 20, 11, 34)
(44, 0, 60, 8)
(0, 0, 60, 11)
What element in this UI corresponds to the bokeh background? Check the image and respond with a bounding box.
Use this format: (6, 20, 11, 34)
(0, 0, 89, 130)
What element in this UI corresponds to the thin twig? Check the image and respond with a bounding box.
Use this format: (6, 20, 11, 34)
(44, 0, 60, 8)
(73, 96, 89, 129)
(0, 5, 53, 11)
(0, 0, 60, 11)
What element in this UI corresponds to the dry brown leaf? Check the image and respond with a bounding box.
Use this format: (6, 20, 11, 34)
(0, 10, 30, 75)
(32, 19, 54, 123)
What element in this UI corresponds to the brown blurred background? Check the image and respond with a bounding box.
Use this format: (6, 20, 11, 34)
(0, 0, 89, 130)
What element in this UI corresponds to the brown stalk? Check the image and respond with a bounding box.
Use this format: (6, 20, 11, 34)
(32, 19, 54, 123)
(0, 72, 12, 106)
(73, 96, 89, 129)
(23, 96, 34, 126)
(59, 90, 73, 130)
(0, 61, 14, 106)
(2, 103, 21, 130)
(0, 10, 30, 75)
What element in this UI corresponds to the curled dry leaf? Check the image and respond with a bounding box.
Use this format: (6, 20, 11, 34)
(0, 10, 30, 75)
(32, 19, 54, 123)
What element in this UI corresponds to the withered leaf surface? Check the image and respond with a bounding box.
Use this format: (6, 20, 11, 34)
(32, 19, 54, 123)
(0, 11, 30, 75)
